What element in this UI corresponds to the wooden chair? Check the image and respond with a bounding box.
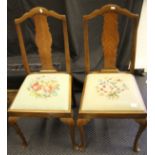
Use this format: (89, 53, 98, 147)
(77, 4, 147, 152)
(8, 7, 76, 149)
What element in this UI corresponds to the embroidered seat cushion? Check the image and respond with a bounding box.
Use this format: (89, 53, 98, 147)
(9, 73, 71, 112)
(80, 73, 146, 113)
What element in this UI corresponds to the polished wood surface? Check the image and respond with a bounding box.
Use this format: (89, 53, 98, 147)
(33, 14, 54, 70)
(83, 4, 139, 73)
(133, 118, 147, 152)
(15, 7, 71, 74)
(102, 12, 119, 69)
(78, 4, 146, 152)
(15, 24, 31, 74)
(8, 7, 75, 149)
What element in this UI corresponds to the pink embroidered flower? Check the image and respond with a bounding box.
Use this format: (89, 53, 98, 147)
(28, 76, 60, 98)
(31, 82, 41, 91)
(43, 85, 53, 93)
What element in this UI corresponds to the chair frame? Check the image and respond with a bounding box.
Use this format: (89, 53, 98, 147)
(77, 4, 147, 152)
(8, 7, 77, 149)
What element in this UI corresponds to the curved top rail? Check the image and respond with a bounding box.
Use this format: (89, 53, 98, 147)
(15, 7, 65, 24)
(83, 4, 139, 20)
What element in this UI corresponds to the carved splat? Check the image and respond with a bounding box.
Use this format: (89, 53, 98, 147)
(33, 14, 55, 70)
(102, 12, 119, 69)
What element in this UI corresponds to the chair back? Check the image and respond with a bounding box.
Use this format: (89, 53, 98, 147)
(83, 4, 139, 73)
(15, 7, 71, 74)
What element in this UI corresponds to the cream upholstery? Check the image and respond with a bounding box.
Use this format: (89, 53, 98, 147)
(9, 73, 71, 112)
(80, 73, 146, 113)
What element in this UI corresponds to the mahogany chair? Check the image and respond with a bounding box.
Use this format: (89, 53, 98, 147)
(77, 4, 147, 152)
(8, 7, 76, 149)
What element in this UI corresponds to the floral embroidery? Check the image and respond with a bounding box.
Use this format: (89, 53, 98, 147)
(96, 77, 128, 98)
(27, 76, 60, 98)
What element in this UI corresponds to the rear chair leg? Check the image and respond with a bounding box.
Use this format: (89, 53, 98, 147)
(8, 117, 28, 147)
(60, 117, 77, 150)
(133, 118, 147, 152)
(77, 118, 91, 151)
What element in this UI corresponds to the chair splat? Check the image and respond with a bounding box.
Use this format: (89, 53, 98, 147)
(102, 12, 119, 69)
(33, 14, 55, 70)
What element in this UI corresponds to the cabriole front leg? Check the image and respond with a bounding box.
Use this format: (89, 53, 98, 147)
(133, 118, 147, 152)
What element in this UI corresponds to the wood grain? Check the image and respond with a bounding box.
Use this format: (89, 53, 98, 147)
(10, 7, 73, 148)
(33, 14, 54, 70)
(79, 4, 146, 152)
(14, 7, 71, 73)
(83, 4, 139, 73)
(102, 12, 119, 69)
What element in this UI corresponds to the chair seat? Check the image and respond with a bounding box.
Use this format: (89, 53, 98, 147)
(9, 73, 71, 113)
(80, 73, 146, 113)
